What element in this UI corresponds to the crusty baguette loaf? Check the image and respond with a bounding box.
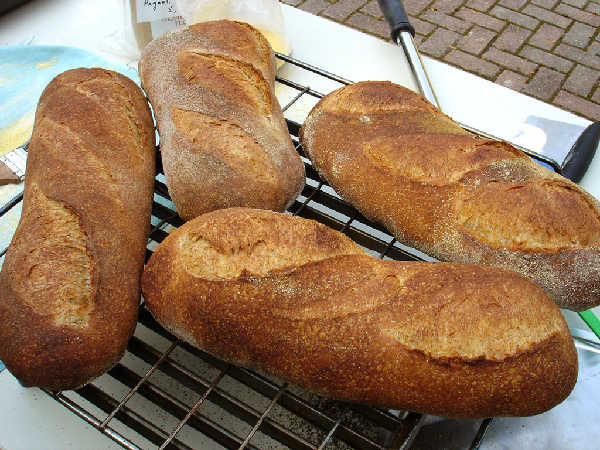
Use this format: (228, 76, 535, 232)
(0, 68, 156, 390)
(138, 20, 305, 221)
(300, 81, 600, 311)
(142, 208, 577, 418)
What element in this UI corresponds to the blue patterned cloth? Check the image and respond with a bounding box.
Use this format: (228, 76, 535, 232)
(0, 46, 142, 262)
(0, 48, 141, 373)
(0, 45, 140, 132)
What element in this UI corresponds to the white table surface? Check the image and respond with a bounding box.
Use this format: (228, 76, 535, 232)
(0, 1, 599, 449)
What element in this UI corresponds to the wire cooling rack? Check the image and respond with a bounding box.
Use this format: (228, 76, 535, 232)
(1, 51, 593, 449)
(38, 53, 495, 450)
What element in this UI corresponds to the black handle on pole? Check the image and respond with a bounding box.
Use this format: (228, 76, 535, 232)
(377, 0, 415, 41)
(561, 121, 600, 183)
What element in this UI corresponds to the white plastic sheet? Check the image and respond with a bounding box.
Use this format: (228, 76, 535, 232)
(175, 0, 291, 64)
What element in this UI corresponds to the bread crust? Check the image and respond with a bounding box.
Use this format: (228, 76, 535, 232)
(142, 208, 577, 418)
(0, 68, 156, 390)
(300, 81, 600, 311)
(138, 20, 305, 221)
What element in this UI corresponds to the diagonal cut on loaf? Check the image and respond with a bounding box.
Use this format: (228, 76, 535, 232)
(138, 20, 305, 221)
(0, 68, 156, 390)
(300, 81, 600, 311)
(142, 208, 577, 418)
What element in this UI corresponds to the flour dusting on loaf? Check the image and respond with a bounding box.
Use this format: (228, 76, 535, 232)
(0, 68, 156, 390)
(139, 20, 305, 221)
(142, 208, 578, 418)
(179, 208, 365, 280)
(15, 183, 94, 328)
(300, 81, 600, 311)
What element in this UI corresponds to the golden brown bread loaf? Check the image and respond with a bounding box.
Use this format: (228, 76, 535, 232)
(300, 81, 600, 311)
(142, 208, 577, 418)
(0, 68, 156, 390)
(138, 20, 305, 221)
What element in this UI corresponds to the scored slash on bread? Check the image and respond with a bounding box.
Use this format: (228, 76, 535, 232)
(138, 20, 305, 221)
(142, 208, 577, 419)
(0, 68, 156, 390)
(300, 81, 600, 311)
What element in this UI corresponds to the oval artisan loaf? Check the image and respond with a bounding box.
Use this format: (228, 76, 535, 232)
(0, 68, 156, 390)
(138, 20, 305, 221)
(300, 81, 600, 311)
(142, 208, 577, 418)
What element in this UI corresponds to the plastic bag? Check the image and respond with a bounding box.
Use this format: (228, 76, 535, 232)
(102, 0, 185, 64)
(174, 0, 291, 66)
(105, 0, 290, 68)
(129, 0, 185, 49)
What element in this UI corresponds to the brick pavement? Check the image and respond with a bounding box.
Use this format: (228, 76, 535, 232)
(283, 0, 600, 121)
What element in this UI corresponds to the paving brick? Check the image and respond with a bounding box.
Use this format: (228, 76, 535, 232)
(346, 12, 389, 36)
(563, 22, 595, 48)
(593, 86, 600, 103)
(445, 49, 502, 77)
(523, 67, 565, 99)
(455, 7, 506, 31)
(521, 5, 572, 28)
(420, 9, 472, 34)
(556, 43, 600, 70)
(432, 0, 464, 13)
(458, 25, 497, 54)
(420, 27, 461, 57)
(491, 6, 539, 30)
(563, 0, 587, 7)
(499, 0, 528, 10)
(485, 47, 538, 74)
(564, 64, 600, 96)
(587, 2, 600, 14)
(520, 45, 574, 72)
(420, 9, 473, 32)
(528, 23, 563, 50)
(414, 34, 426, 46)
(531, 0, 559, 8)
(555, 3, 600, 26)
(360, 0, 383, 18)
(467, 0, 496, 11)
(412, 17, 437, 35)
(404, 0, 434, 15)
(496, 69, 528, 90)
(494, 24, 530, 52)
(298, 0, 331, 14)
(590, 41, 600, 56)
(555, 90, 600, 120)
(322, 0, 368, 21)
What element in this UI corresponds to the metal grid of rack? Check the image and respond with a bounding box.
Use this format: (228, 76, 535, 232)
(2, 52, 550, 449)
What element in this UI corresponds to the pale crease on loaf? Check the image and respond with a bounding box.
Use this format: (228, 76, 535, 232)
(300, 81, 600, 311)
(138, 20, 305, 221)
(142, 208, 577, 418)
(0, 68, 156, 390)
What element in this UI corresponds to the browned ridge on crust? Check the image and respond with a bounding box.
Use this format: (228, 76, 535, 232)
(300, 81, 600, 311)
(138, 20, 305, 221)
(0, 68, 156, 390)
(142, 208, 577, 418)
